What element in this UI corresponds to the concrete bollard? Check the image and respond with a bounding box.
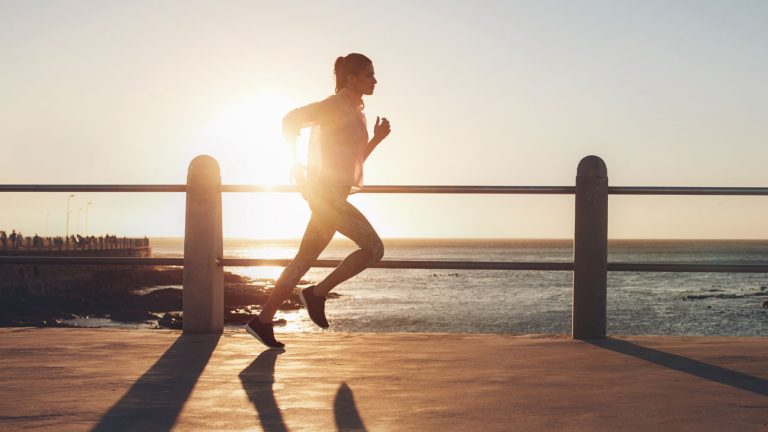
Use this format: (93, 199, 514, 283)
(183, 155, 224, 334)
(572, 155, 608, 339)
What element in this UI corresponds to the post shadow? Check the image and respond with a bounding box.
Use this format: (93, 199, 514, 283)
(239, 349, 288, 432)
(91, 334, 220, 432)
(586, 339, 768, 397)
(334, 382, 368, 432)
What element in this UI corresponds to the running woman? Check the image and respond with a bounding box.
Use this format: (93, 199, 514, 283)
(246, 53, 391, 349)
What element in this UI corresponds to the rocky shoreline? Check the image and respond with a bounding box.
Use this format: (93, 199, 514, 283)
(0, 266, 332, 329)
(682, 285, 768, 303)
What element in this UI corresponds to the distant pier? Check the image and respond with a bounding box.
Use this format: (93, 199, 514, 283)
(0, 234, 151, 257)
(0, 235, 152, 298)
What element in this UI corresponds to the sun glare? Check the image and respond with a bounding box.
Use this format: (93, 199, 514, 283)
(194, 92, 313, 239)
(199, 93, 308, 186)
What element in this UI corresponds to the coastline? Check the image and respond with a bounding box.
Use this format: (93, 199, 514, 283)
(2, 238, 767, 335)
(0, 266, 319, 329)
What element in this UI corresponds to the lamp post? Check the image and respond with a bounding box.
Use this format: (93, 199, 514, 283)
(65, 194, 75, 244)
(77, 208, 82, 237)
(86, 202, 92, 237)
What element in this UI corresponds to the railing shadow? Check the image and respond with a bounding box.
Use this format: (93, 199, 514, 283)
(91, 333, 220, 432)
(239, 350, 367, 432)
(586, 339, 768, 397)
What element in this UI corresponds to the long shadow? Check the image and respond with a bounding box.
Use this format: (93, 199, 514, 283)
(240, 351, 368, 432)
(91, 333, 220, 432)
(334, 382, 368, 432)
(586, 339, 768, 397)
(239, 349, 288, 432)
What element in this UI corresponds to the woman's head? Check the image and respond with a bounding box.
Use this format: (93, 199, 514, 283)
(334, 53, 376, 95)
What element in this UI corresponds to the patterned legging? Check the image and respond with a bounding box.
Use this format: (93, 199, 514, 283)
(260, 184, 384, 320)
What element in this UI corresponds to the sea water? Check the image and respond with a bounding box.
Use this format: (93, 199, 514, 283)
(145, 238, 768, 336)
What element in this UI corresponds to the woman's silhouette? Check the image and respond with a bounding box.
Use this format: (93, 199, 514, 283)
(246, 53, 391, 348)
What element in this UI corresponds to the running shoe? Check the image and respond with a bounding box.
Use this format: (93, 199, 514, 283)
(245, 318, 285, 349)
(299, 286, 329, 328)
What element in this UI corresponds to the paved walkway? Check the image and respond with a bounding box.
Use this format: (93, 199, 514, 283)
(0, 328, 766, 431)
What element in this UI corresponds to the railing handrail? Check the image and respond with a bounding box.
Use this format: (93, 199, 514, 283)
(1, 184, 767, 195)
(608, 186, 768, 195)
(0, 185, 187, 192)
(2, 256, 767, 273)
(224, 185, 577, 194)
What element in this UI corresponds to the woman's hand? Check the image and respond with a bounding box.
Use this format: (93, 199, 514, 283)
(364, 116, 391, 161)
(372, 116, 391, 143)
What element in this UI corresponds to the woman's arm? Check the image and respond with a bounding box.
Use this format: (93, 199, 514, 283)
(364, 116, 391, 160)
(283, 101, 325, 187)
(282, 97, 336, 173)
(282, 99, 330, 145)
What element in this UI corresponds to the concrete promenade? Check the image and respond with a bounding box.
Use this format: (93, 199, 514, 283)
(0, 328, 766, 431)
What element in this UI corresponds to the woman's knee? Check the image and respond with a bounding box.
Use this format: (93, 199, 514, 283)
(365, 237, 384, 265)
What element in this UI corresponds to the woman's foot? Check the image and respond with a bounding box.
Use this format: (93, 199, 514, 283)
(245, 318, 285, 349)
(299, 286, 329, 328)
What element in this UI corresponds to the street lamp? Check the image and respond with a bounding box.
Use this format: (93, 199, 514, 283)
(77, 208, 82, 236)
(86, 202, 92, 237)
(65, 194, 75, 242)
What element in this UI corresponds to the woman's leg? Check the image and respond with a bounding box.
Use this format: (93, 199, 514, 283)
(313, 200, 384, 297)
(258, 213, 335, 323)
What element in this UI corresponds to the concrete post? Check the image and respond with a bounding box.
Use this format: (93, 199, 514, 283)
(183, 155, 224, 334)
(572, 155, 608, 339)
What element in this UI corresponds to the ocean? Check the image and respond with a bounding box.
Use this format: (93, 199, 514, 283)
(139, 237, 768, 337)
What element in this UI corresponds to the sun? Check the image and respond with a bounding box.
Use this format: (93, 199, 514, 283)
(198, 92, 309, 186)
(193, 91, 314, 239)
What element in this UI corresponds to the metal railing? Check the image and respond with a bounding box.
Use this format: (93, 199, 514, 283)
(2, 155, 767, 337)
(3, 256, 766, 274)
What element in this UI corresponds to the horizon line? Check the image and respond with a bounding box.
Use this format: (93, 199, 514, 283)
(147, 236, 768, 242)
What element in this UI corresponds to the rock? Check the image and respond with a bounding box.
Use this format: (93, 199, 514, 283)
(224, 307, 257, 325)
(281, 298, 303, 310)
(762, 300, 768, 309)
(683, 292, 767, 301)
(109, 310, 158, 322)
(0, 267, 334, 327)
(223, 283, 327, 309)
(224, 284, 270, 307)
(158, 312, 183, 329)
(223, 305, 292, 326)
(134, 288, 182, 311)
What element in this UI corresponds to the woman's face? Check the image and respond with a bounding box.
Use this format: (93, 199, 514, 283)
(347, 63, 377, 96)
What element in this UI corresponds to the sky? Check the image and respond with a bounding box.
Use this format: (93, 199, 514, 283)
(1, 0, 767, 239)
